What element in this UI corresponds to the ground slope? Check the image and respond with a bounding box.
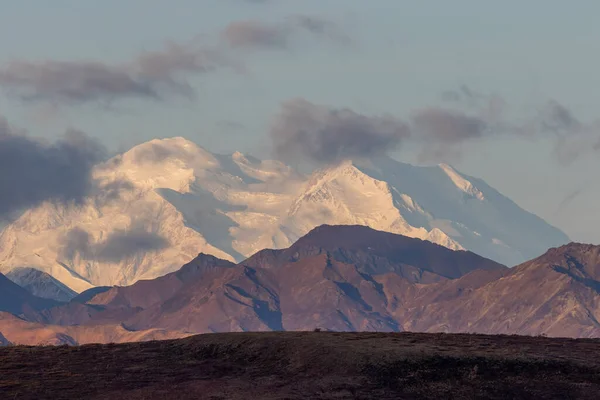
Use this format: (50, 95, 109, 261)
(1, 332, 599, 399)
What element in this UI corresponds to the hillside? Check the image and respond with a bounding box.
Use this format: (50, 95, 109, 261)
(20, 225, 504, 335)
(10, 226, 600, 339)
(1, 332, 600, 399)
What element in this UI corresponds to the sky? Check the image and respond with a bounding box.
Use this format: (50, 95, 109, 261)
(1, 0, 600, 243)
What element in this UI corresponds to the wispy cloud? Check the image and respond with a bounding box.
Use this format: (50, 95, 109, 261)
(436, 85, 600, 164)
(221, 15, 351, 50)
(0, 41, 238, 106)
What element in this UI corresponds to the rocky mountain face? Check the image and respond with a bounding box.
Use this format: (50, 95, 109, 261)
(0, 137, 568, 292)
(4, 226, 600, 343)
(6, 268, 77, 302)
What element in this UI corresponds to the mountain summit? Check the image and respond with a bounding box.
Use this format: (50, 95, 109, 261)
(0, 137, 568, 291)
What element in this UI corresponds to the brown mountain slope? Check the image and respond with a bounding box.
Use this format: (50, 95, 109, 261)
(0, 312, 190, 345)
(392, 242, 600, 337)
(86, 225, 507, 333)
(22, 254, 236, 327)
(243, 224, 505, 281)
(115, 241, 600, 337)
(14, 227, 600, 340)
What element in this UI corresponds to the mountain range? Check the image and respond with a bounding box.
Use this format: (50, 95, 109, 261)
(0, 137, 568, 293)
(2, 225, 600, 345)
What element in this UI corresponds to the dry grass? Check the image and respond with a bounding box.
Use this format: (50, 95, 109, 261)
(1, 331, 600, 399)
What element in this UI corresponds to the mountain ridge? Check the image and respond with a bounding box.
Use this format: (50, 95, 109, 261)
(0, 137, 568, 291)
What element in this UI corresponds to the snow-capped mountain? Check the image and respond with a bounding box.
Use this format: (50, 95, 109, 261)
(0, 137, 569, 291)
(6, 268, 77, 302)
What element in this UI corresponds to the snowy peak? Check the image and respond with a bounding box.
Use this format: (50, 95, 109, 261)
(97, 137, 219, 193)
(0, 138, 569, 291)
(287, 161, 464, 251)
(438, 163, 485, 201)
(6, 267, 77, 302)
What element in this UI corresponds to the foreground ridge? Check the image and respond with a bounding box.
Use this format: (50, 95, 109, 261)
(1, 331, 599, 399)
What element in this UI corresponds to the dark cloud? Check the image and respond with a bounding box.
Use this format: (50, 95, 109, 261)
(61, 223, 169, 263)
(270, 98, 410, 165)
(410, 107, 489, 163)
(0, 118, 105, 219)
(61, 227, 93, 260)
(95, 224, 169, 262)
(411, 108, 488, 143)
(0, 42, 237, 105)
(222, 15, 350, 50)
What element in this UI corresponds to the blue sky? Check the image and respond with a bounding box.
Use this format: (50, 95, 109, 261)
(1, 0, 600, 242)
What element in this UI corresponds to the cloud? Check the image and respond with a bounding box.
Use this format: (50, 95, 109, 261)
(0, 118, 105, 219)
(534, 100, 600, 164)
(411, 108, 488, 143)
(437, 86, 600, 164)
(539, 100, 583, 135)
(95, 179, 135, 202)
(270, 98, 410, 165)
(61, 228, 93, 260)
(0, 41, 237, 106)
(221, 15, 350, 50)
(95, 225, 169, 262)
(410, 107, 489, 162)
(441, 85, 507, 123)
(61, 223, 169, 263)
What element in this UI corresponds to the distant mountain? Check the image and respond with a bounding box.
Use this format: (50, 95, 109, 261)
(243, 224, 504, 280)
(6, 268, 77, 302)
(0, 312, 190, 346)
(0, 137, 568, 291)
(399, 242, 600, 337)
(24, 226, 506, 334)
(0, 273, 59, 316)
(8, 226, 600, 341)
